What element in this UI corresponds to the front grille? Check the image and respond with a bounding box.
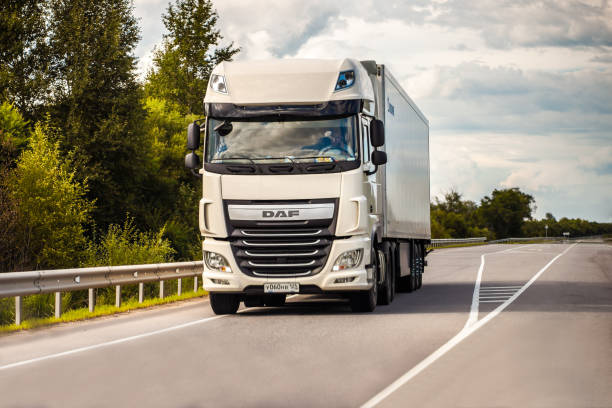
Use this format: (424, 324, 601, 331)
(225, 200, 336, 278)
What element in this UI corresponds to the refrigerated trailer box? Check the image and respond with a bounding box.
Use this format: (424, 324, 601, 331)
(185, 58, 430, 314)
(368, 63, 431, 240)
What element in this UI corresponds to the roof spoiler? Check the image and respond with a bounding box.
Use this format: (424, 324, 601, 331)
(360, 60, 378, 76)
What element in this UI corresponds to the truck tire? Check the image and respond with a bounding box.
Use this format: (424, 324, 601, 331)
(377, 244, 394, 305)
(350, 257, 378, 312)
(210, 293, 240, 315)
(264, 294, 286, 307)
(244, 295, 264, 308)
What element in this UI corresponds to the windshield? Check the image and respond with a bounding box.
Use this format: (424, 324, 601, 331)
(205, 116, 358, 164)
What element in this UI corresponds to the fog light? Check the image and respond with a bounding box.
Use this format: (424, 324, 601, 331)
(211, 278, 230, 285)
(204, 251, 232, 273)
(334, 277, 356, 284)
(333, 249, 363, 271)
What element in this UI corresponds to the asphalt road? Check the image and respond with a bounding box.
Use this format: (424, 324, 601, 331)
(1, 243, 610, 407)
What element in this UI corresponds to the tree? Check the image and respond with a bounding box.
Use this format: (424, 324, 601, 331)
(145, 0, 239, 115)
(479, 188, 535, 238)
(0, 102, 28, 271)
(9, 123, 94, 270)
(46, 0, 148, 228)
(0, 0, 49, 120)
(430, 189, 491, 239)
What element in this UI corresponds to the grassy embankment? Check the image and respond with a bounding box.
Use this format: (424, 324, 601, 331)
(0, 289, 208, 335)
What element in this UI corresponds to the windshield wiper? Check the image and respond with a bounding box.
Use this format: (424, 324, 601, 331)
(213, 156, 255, 164)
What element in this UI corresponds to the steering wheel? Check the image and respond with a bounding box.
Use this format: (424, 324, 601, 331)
(320, 145, 350, 156)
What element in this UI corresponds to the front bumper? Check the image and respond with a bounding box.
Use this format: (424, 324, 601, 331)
(202, 234, 372, 293)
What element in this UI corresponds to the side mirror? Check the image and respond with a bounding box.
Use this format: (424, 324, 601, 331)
(371, 150, 387, 165)
(185, 152, 200, 169)
(187, 122, 200, 150)
(370, 119, 385, 147)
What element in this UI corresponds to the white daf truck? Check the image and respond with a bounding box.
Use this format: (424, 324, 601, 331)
(185, 58, 430, 314)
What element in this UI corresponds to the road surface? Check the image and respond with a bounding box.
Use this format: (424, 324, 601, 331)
(1, 243, 610, 407)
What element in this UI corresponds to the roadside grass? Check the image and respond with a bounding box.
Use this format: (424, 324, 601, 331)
(0, 289, 208, 335)
(428, 242, 488, 250)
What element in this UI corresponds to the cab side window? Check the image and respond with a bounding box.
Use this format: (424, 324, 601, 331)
(362, 123, 371, 164)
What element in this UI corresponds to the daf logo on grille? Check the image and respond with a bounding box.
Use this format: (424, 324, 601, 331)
(262, 210, 300, 218)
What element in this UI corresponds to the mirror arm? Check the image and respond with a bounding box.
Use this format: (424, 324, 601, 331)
(190, 168, 202, 179)
(364, 165, 378, 176)
(364, 147, 379, 176)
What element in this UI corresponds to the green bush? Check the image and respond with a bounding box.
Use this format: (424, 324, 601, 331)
(84, 217, 176, 305)
(9, 122, 93, 270)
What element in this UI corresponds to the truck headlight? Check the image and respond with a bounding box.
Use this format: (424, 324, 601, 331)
(332, 249, 363, 271)
(204, 251, 232, 273)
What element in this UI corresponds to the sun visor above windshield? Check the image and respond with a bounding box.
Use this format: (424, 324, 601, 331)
(204, 58, 375, 107)
(206, 100, 362, 119)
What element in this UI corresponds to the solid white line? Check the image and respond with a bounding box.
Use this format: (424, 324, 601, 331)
(462, 245, 527, 330)
(479, 300, 505, 303)
(360, 243, 576, 408)
(0, 315, 224, 371)
(463, 253, 485, 329)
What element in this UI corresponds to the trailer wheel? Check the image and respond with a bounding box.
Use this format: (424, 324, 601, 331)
(210, 293, 240, 315)
(264, 294, 286, 307)
(377, 243, 394, 305)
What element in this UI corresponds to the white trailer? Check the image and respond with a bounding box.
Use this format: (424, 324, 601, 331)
(185, 58, 430, 314)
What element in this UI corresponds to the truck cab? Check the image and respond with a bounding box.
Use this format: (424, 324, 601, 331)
(185, 58, 430, 314)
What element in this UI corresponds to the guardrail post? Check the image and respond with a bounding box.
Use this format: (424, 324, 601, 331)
(55, 292, 61, 318)
(115, 285, 121, 307)
(194, 276, 198, 292)
(15, 296, 22, 325)
(138, 282, 144, 303)
(159, 280, 165, 299)
(177, 278, 182, 296)
(88, 288, 95, 313)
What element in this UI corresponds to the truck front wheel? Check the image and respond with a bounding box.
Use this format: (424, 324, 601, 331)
(350, 262, 378, 313)
(209, 293, 240, 315)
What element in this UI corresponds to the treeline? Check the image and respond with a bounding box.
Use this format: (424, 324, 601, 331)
(432, 188, 612, 240)
(0, 0, 238, 273)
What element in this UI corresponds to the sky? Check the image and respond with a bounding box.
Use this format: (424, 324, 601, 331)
(133, 0, 612, 222)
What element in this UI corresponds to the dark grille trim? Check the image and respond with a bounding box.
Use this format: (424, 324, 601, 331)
(224, 199, 337, 278)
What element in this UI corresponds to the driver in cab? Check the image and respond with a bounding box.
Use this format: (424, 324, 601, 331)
(303, 128, 354, 161)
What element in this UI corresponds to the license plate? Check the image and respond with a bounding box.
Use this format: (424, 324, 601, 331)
(264, 282, 299, 293)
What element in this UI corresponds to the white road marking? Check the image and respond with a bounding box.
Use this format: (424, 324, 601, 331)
(462, 246, 527, 330)
(479, 296, 513, 299)
(0, 315, 224, 371)
(361, 243, 576, 408)
(479, 286, 523, 289)
(479, 300, 506, 303)
(2, 292, 302, 371)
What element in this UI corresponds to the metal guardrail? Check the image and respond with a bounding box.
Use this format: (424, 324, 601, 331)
(0, 261, 203, 325)
(429, 237, 487, 248)
(487, 236, 561, 244)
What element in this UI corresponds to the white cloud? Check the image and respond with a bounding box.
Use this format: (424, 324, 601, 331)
(130, 0, 612, 221)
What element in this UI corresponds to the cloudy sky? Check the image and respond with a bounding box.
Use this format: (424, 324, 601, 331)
(133, 0, 612, 222)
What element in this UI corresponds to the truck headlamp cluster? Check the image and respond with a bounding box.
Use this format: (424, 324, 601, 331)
(335, 70, 355, 91)
(332, 249, 363, 271)
(204, 251, 232, 273)
(210, 74, 228, 94)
